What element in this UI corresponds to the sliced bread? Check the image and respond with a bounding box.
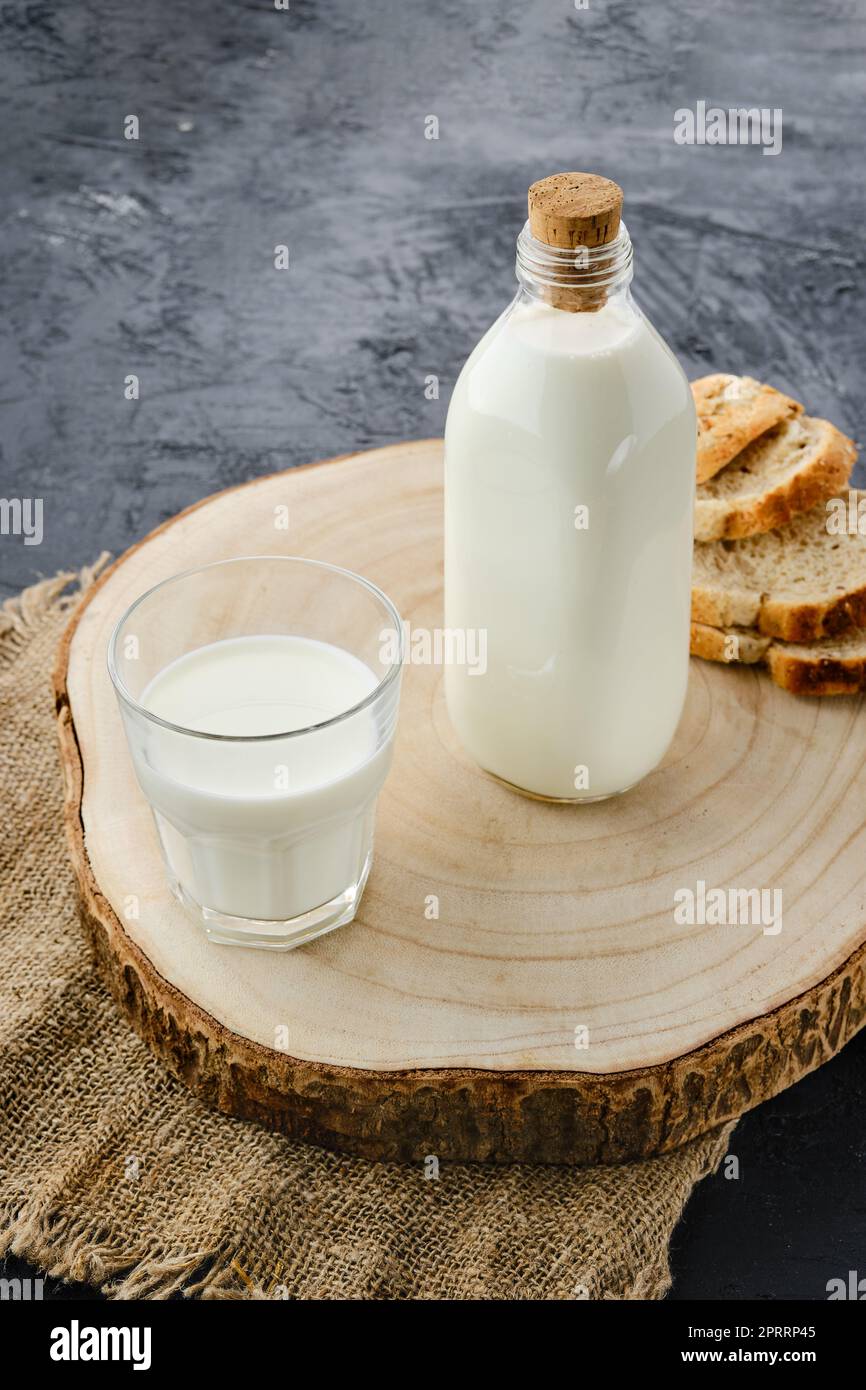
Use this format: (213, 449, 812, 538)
(689, 621, 770, 665)
(691, 619, 866, 696)
(692, 490, 866, 641)
(694, 415, 856, 541)
(693, 373, 803, 484)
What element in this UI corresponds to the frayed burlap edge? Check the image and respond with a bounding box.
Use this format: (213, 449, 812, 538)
(0, 556, 110, 665)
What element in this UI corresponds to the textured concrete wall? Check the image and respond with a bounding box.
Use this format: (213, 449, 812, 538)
(1, 0, 862, 595)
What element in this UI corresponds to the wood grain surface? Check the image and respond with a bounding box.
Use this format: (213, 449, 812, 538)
(55, 442, 866, 1162)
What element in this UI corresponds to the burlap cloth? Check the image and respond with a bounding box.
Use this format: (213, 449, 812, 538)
(0, 567, 734, 1300)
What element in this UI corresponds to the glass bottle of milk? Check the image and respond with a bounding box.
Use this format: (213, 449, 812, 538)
(444, 173, 696, 801)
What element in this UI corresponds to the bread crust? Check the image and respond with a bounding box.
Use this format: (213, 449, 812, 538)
(691, 622, 866, 696)
(766, 646, 866, 696)
(691, 583, 761, 631)
(689, 621, 769, 664)
(759, 587, 866, 642)
(693, 374, 803, 484)
(694, 419, 856, 541)
(691, 582, 866, 642)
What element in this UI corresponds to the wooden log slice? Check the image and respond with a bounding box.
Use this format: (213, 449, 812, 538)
(54, 442, 866, 1164)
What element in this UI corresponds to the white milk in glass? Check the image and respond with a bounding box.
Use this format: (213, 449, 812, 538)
(136, 634, 391, 923)
(444, 173, 696, 801)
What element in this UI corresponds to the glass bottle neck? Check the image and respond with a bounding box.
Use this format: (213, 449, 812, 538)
(515, 219, 634, 312)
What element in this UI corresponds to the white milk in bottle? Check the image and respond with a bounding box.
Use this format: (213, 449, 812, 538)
(444, 173, 696, 800)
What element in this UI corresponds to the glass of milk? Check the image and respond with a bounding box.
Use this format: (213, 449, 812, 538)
(108, 556, 403, 950)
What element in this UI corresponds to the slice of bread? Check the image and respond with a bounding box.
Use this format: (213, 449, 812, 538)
(694, 415, 856, 541)
(689, 621, 770, 665)
(692, 491, 866, 641)
(691, 620, 866, 696)
(693, 374, 803, 484)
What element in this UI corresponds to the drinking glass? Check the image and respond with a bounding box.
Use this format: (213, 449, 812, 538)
(108, 556, 403, 950)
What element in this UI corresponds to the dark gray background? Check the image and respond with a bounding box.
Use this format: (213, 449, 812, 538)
(1, 0, 864, 1300)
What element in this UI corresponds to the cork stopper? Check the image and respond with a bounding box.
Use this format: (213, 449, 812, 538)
(528, 172, 623, 250)
(522, 170, 622, 309)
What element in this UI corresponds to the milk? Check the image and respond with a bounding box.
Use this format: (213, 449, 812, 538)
(134, 634, 393, 925)
(445, 286, 695, 800)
